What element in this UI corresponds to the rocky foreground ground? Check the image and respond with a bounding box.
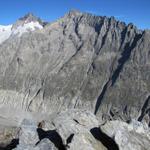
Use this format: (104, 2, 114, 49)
(0, 109, 149, 150)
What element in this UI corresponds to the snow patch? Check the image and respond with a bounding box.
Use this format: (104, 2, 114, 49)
(12, 21, 43, 36)
(0, 25, 12, 44)
(0, 21, 43, 44)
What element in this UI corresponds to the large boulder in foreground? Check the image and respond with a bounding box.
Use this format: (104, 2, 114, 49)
(101, 120, 150, 150)
(0, 126, 19, 149)
(49, 109, 107, 150)
(0, 109, 149, 150)
(12, 109, 107, 150)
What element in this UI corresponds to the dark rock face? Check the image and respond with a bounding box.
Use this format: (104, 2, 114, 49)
(0, 10, 149, 123)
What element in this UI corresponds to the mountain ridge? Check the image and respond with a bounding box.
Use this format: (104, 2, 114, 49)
(0, 10, 148, 32)
(0, 10, 149, 46)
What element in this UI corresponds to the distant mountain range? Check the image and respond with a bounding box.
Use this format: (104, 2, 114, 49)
(0, 10, 149, 150)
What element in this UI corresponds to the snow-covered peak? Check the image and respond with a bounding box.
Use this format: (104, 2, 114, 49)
(0, 13, 45, 44)
(12, 13, 44, 30)
(11, 13, 44, 36)
(19, 13, 41, 23)
(11, 21, 43, 36)
(0, 21, 43, 44)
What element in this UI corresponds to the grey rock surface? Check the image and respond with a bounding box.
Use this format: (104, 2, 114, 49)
(49, 109, 107, 150)
(14, 119, 39, 150)
(13, 118, 57, 150)
(0, 109, 149, 150)
(68, 132, 107, 150)
(49, 109, 100, 144)
(13, 109, 107, 150)
(101, 120, 150, 150)
(34, 139, 57, 150)
(0, 126, 19, 148)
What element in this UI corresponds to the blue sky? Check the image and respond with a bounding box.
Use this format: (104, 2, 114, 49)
(0, 0, 149, 29)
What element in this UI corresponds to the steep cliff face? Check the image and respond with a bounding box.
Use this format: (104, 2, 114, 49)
(0, 10, 149, 124)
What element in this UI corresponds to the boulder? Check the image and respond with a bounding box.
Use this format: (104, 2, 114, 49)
(101, 120, 150, 150)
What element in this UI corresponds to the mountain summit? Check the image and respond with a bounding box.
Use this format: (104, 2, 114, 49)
(11, 13, 45, 32)
(19, 13, 41, 23)
(0, 13, 46, 43)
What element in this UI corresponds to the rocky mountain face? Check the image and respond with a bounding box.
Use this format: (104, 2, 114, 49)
(0, 10, 149, 149)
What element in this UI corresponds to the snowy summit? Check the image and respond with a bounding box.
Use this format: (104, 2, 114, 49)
(0, 13, 44, 44)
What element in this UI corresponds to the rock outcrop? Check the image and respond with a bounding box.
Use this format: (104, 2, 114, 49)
(7, 110, 107, 150)
(101, 120, 150, 150)
(1, 109, 149, 150)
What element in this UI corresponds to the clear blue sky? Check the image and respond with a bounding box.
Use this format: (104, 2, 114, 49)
(0, 0, 149, 29)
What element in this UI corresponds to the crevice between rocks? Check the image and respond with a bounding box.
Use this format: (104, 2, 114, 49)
(66, 134, 74, 148)
(95, 18, 110, 55)
(111, 33, 142, 86)
(0, 139, 19, 150)
(138, 95, 150, 122)
(90, 127, 119, 150)
(36, 128, 66, 150)
(94, 80, 110, 115)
